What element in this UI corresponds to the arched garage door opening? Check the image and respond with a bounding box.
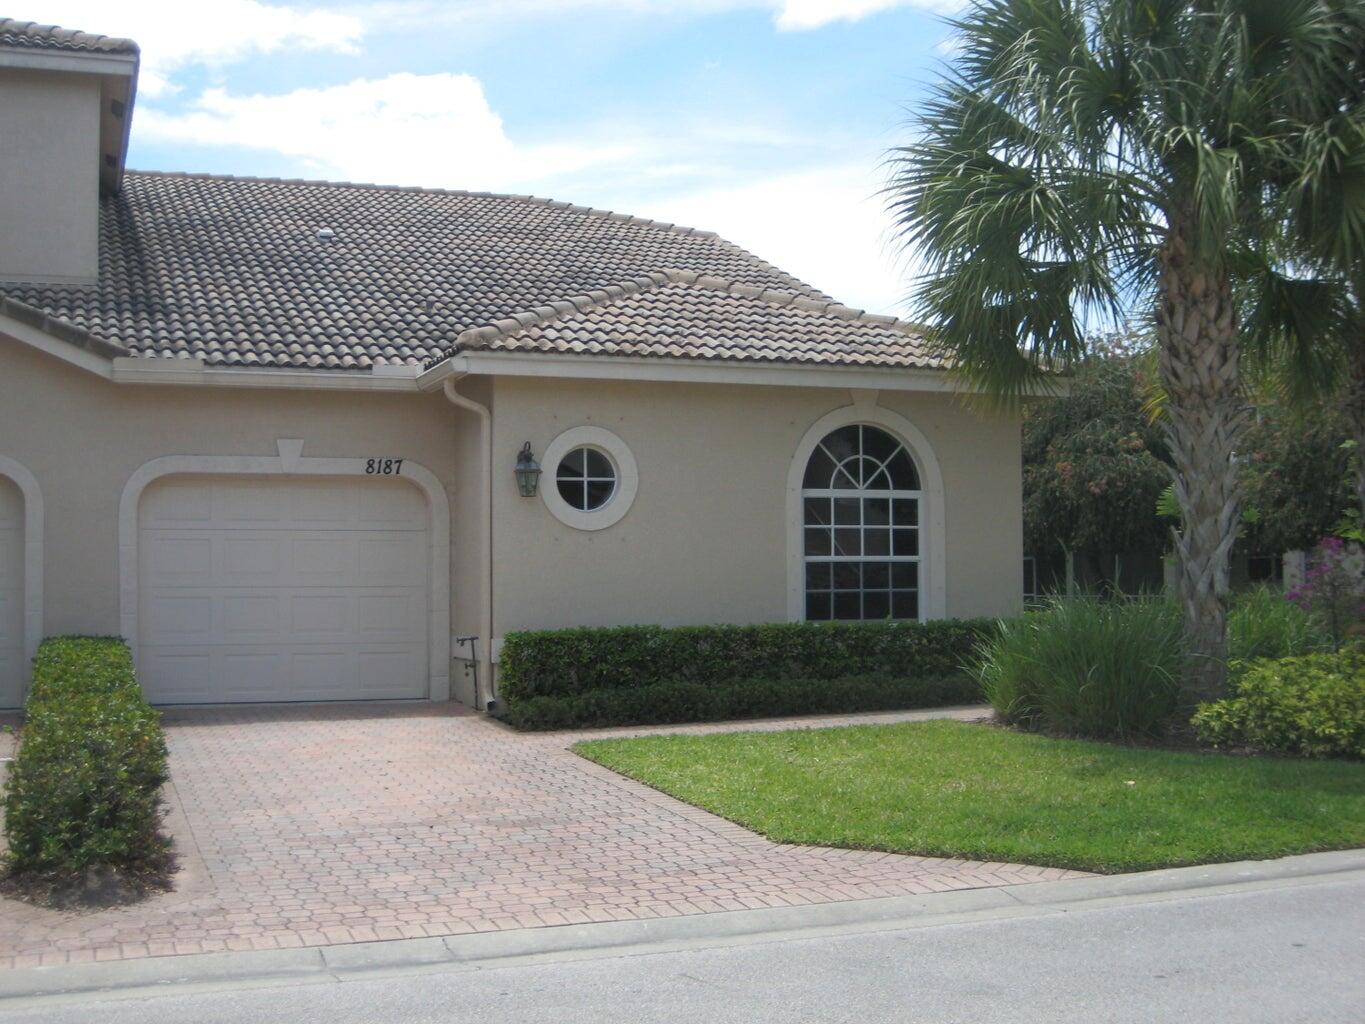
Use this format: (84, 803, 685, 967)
(0, 474, 24, 708)
(136, 475, 432, 704)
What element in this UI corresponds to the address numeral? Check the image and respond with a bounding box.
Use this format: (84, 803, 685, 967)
(365, 458, 404, 476)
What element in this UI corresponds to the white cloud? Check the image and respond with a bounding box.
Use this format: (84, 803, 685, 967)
(356, 0, 957, 36)
(137, 73, 631, 190)
(31, 1, 364, 95)
(630, 164, 917, 314)
(773, 0, 959, 31)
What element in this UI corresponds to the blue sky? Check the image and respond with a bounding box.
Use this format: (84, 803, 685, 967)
(32, 1, 961, 312)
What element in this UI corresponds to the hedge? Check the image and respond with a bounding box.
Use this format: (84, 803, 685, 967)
(1192, 651, 1365, 759)
(498, 619, 994, 729)
(501, 673, 984, 730)
(2, 637, 170, 874)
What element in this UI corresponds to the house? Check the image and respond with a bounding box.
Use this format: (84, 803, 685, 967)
(0, 18, 1024, 710)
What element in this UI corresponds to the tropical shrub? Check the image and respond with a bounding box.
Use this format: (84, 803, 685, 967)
(2, 637, 169, 875)
(1192, 652, 1365, 758)
(1239, 409, 1354, 556)
(974, 597, 1185, 740)
(1022, 353, 1170, 591)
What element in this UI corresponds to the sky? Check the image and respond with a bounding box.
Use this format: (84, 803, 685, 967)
(28, 1, 962, 314)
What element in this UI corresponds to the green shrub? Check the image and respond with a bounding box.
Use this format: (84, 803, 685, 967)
(974, 597, 1185, 740)
(1192, 651, 1365, 758)
(498, 620, 993, 729)
(2, 637, 169, 874)
(500, 620, 993, 698)
(503, 673, 982, 731)
(1227, 586, 1331, 664)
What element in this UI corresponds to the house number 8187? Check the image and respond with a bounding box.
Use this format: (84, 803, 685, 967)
(365, 458, 404, 475)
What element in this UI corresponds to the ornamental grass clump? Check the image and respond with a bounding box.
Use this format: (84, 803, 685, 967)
(974, 597, 1185, 740)
(1227, 586, 1333, 665)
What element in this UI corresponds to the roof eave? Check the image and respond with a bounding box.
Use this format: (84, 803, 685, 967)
(420, 349, 974, 394)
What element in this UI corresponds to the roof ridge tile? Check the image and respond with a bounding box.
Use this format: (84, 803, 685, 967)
(0, 17, 139, 55)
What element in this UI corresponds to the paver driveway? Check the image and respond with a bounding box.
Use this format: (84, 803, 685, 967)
(0, 704, 1087, 968)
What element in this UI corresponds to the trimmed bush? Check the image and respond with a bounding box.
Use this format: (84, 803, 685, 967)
(503, 673, 983, 731)
(498, 620, 993, 729)
(2, 637, 169, 874)
(1192, 651, 1365, 758)
(974, 597, 1185, 740)
(1227, 586, 1332, 664)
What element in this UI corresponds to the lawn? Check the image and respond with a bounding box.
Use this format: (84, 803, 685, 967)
(575, 720, 1365, 873)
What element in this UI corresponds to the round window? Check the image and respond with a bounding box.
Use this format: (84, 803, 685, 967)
(556, 447, 617, 512)
(541, 425, 638, 530)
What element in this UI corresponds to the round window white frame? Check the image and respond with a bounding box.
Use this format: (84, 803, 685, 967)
(541, 426, 638, 531)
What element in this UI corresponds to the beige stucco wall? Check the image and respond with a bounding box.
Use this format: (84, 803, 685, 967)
(0, 69, 100, 286)
(2, 336, 1022, 706)
(0, 338, 472, 671)
(489, 376, 1023, 644)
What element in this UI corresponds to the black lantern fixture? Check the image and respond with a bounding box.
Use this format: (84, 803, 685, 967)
(514, 442, 542, 497)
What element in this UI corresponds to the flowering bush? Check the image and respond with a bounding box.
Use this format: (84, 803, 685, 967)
(1286, 538, 1365, 648)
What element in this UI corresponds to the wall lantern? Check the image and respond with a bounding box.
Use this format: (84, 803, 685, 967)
(514, 442, 542, 497)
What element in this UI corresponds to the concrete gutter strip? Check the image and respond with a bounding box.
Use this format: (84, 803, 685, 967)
(2, 849, 1362, 1007)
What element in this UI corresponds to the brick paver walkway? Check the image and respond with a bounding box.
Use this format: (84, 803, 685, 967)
(0, 705, 1087, 968)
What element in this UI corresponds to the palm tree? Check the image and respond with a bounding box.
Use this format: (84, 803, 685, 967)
(1241, 120, 1365, 520)
(887, 0, 1365, 703)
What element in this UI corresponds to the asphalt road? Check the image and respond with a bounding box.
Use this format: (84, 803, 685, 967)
(2, 871, 1361, 1024)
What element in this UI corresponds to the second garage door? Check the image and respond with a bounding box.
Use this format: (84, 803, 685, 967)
(137, 475, 430, 704)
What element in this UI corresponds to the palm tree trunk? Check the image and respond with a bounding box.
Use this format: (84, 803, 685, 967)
(1345, 341, 1365, 523)
(1155, 219, 1248, 705)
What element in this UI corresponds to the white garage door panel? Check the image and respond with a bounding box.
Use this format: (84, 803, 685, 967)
(138, 476, 430, 704)
(0, 476, 23, 709)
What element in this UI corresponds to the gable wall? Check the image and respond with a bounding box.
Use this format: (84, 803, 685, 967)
(0, 69, 100, 285)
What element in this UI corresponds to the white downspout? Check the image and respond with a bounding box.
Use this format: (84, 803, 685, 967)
(443, 377, 494, 710)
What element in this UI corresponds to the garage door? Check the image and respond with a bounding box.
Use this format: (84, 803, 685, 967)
(0, 475, 23, 709)
(137, 475, 430, 704)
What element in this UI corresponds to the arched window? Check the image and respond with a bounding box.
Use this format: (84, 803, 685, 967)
(801, 424, 921, 621)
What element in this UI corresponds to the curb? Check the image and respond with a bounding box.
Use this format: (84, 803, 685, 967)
(2, 849, 1362, 1006)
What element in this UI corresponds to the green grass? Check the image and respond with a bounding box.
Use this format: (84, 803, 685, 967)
(575, 721, 1365, 873)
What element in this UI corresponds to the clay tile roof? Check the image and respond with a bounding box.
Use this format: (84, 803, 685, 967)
(0, 170, 942, 373)
(0, 17, 139, 55)
(437, 269, 945, 371)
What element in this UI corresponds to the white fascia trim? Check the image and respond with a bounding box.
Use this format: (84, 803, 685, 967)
(0, 456, 42, 704)
(110, 358, 422, 392)
(0, 272, 98, 287)
(785, 403, 948, 623)
(118, 442, 451, 701)
(428, 350, 967, 394)
(0, 314, 114, 378)
(0, 48, 137, 77)
(2, 322, 425, 391)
